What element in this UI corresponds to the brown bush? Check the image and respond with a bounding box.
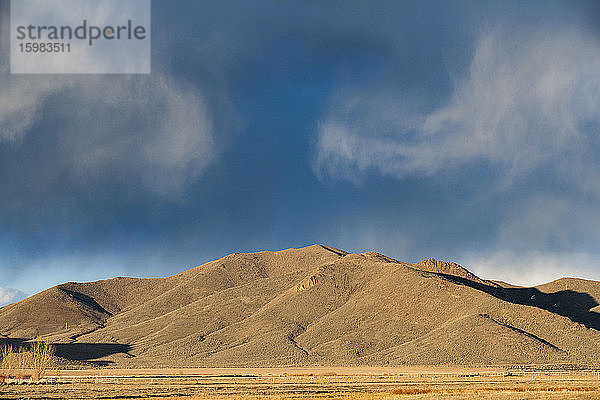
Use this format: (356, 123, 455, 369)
(0, 340, 54, 381)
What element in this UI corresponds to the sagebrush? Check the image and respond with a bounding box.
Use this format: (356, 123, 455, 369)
(0, 340, 54, 380)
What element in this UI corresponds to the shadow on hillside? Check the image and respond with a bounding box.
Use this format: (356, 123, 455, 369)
(0, 338, 132, 362)
(53, 343, 133, 361)
(59, 287, 112, 316)
(438, 274, 600, 331)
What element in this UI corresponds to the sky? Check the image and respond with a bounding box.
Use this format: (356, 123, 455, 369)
(1, 0, 600, 305)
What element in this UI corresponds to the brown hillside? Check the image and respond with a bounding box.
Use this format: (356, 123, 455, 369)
(1, 245, 599, 368)
(414, 258, 487, 283)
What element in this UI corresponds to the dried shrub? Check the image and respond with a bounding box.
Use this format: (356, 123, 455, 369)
(0, 340, 54, 381)
(30, 340, 54, 380)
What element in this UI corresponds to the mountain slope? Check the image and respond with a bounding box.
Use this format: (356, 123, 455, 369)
(1, 245, 599, 367)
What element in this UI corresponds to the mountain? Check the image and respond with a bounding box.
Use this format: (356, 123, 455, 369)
(1, 245, 599, 367)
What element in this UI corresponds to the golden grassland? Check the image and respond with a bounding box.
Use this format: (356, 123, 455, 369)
(2, 366, 600, 399)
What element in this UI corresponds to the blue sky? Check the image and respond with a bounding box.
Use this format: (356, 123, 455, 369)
(2, 0, 600, 304)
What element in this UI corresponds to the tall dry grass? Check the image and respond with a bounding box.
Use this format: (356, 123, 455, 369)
(0, 340, 54, 380)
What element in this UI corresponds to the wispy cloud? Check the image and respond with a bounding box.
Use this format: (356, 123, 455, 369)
(313, 24, 600, 282)
(314, 26, 600, 191)
(0, 287, 26, 307)
(0, 73, 215, 197)
(0, 0, 216, 199)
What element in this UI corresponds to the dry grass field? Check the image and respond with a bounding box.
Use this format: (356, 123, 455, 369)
(2, 367, 600, 400)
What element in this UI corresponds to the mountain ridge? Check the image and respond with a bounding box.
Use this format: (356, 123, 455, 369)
(1, 244, 599, 368)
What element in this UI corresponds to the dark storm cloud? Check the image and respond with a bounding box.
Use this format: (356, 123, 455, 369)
(1, 0, 600, 297)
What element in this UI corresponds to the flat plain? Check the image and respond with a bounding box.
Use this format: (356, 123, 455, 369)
(3, 367, 600, 400)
